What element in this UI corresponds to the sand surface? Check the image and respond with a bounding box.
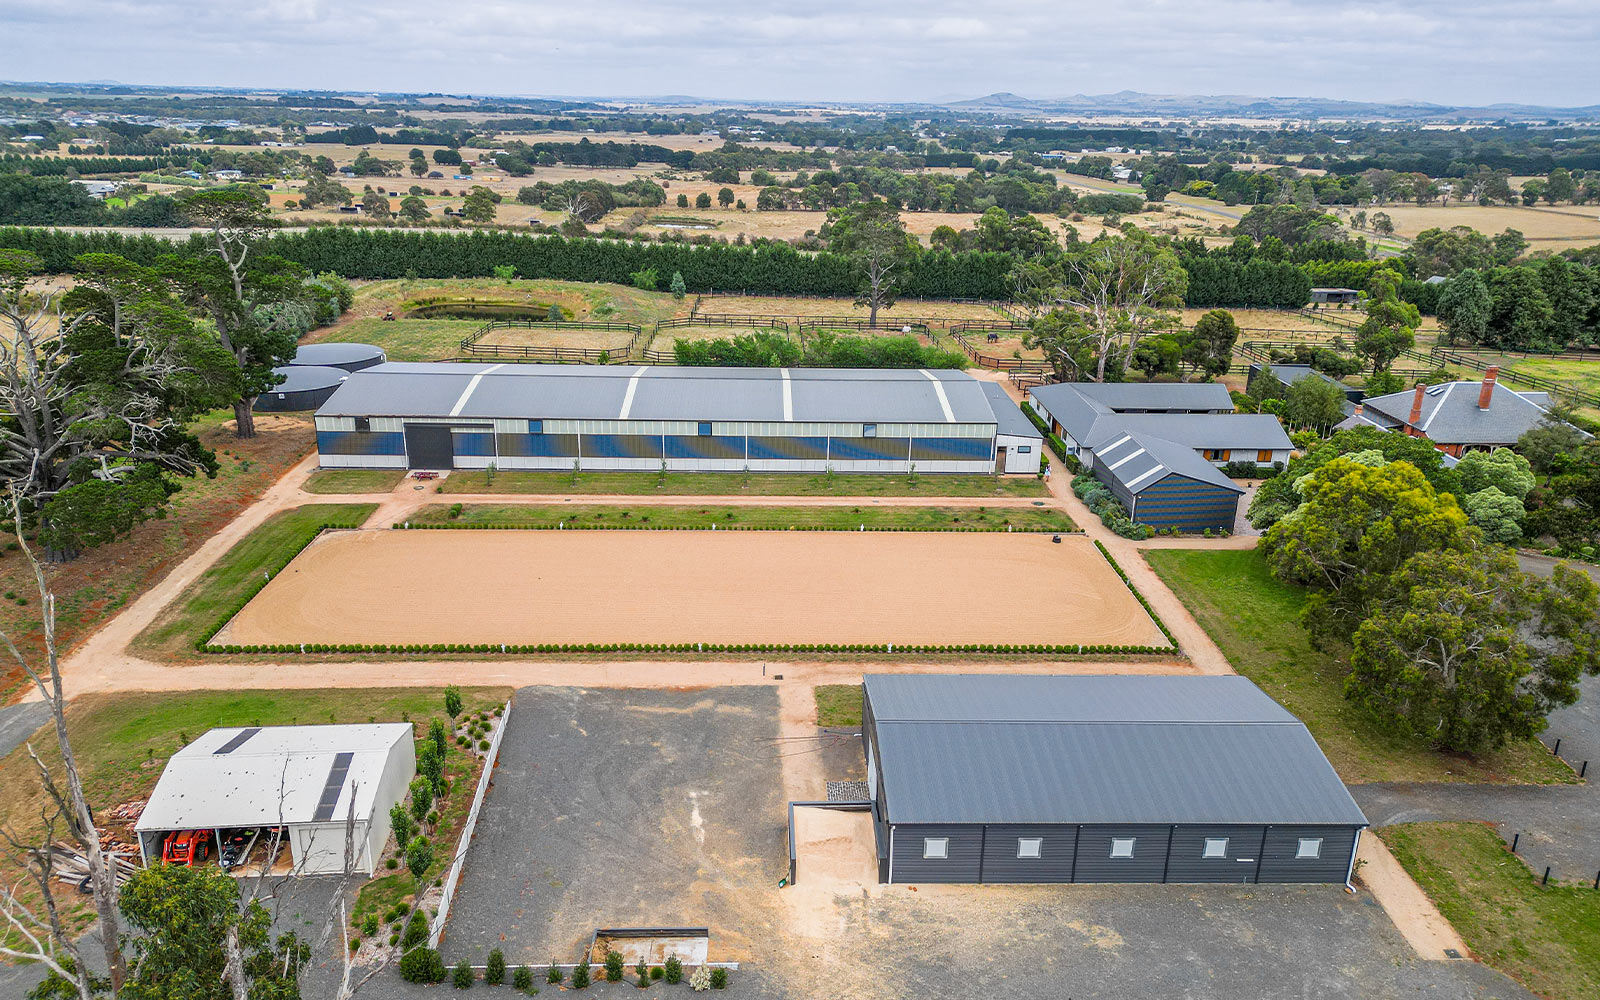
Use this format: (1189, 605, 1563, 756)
(216, 529, 1165, 647)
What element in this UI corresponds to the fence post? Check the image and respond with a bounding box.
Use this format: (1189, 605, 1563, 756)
(1511, 832, 1519, 853)
(1542, 866, 1551, 886)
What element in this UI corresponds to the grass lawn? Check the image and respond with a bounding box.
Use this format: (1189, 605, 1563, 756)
(1145, 547, 1571, 784)
(440, 470, 1050, 498)
(1382, 822, 1600, 1000)
(1509, 358, 1600, 398)
(308, 317, 482, 362)
(0, 411, 314, 699)
(0, 687, 509, 941)
(302, 469, 406, 494)
(407, 503, 1076, 532)
(814, 684, 863, 727)
(133, 503, 376, 659)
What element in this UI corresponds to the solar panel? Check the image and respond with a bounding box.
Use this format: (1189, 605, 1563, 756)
(312, 752, 355, 822)
(212, 728, 262, 755)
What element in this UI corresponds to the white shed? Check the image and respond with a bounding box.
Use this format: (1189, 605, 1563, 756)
(135, 723, 415, 876)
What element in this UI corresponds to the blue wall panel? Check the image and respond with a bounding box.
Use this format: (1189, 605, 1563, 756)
(317, 430, 406, 456)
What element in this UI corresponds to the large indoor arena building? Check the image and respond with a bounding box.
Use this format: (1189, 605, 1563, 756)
(313, 362, 1043, 475)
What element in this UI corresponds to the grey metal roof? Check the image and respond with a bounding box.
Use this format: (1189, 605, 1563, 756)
(1361, 381, 1563, 445)
(1094, 431, 1245, 494)
(290, 342, 386, 366)
(865, 675, 1366, 827)
(1263, 364, 1345, 390)
(1086, 413, 1293, 452)
(317, 362, 1005, 426)
(980, 382, 1043, 440)
(1029, 381, 1233, 417)
(269, 365, 348, 392)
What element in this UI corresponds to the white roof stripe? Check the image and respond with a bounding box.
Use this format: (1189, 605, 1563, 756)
(1418, 382, 1454, 432)
(1123, 464, 1168, 491)
(780, 368, 794, 421)
(446, 363, 504, 417)
(617, 366, 649, 419)
(919, 369, 957, 422)
(1107, 447, 1148, 471)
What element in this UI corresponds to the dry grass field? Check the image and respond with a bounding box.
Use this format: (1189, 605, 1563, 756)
(1345, 203, 1600, 249)
(475, 325, 636, 353)
(214, 529, 1165, 648)
(697, 295, 1010, 321)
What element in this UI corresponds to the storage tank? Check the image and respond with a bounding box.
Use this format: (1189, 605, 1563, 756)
(288, 342, 387, 372)
(255, 365, 348, 412)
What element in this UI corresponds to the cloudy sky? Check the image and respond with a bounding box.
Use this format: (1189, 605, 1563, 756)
(3, 0, 1598, 108)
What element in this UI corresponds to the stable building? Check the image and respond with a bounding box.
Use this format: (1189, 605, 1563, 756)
(134, 724, 415, 876)
(862, 674, 1366, 886)
(314, 363, 1042, 476)
(1026, 382, 1291, 467)
(1091, 431, 1246, 532)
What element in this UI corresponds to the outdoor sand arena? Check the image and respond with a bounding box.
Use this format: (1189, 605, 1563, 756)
(215, 530, 1166, 648)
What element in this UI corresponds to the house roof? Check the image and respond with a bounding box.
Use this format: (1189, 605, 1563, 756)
(980, 382, 1043, 440)
(865, 675, 1367, 827)
(1362, 381, 1558, 445)
(1029, 381, 1233, 417)
(135, 724, 412, 832)
(1094, 431, 1245, 495)
(318, 363, 1003, 426)
(1085, 413, 1293, 452)
(1261, 364, 1347, 391)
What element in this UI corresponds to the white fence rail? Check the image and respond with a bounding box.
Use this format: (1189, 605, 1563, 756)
(429, 697, 513, 948)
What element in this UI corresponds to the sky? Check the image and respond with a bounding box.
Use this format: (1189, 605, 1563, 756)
(3, 0, 1599, 109)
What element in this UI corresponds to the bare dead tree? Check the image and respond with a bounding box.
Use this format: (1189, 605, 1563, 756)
(1048, 238, 1186, 382)
(0, 813, 99, 1000)
(326, 781, 398, 999)
(0, 495, 128, 994)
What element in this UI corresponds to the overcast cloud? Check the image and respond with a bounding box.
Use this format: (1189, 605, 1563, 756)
(2, 0, 1597, 108)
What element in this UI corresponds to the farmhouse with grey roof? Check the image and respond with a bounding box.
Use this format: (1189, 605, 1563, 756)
(315, 362, 1041, 475)
(1357, 367, 1580, 456)
(862, 674, 1366, 885)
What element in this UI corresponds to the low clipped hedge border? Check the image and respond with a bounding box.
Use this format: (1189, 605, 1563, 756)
(1018, 400, 1077, 470)
(1093, 539, 1179, 649)
(200, 639, 1177, 656)
(393, 521, 1082, 534)
(194, 519, 372, 652)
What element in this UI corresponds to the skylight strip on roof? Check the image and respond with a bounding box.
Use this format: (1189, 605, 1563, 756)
(780, 368, 793, 421)
(1123, 464, 1167, 491)
(212, 728, 262, 755)
(1106, 447, 1147, 471)
(617, 366, 649, 419)
(311, 751, 355, 823)
(919, 369, 956, 422)
(446, 363, 504, 417)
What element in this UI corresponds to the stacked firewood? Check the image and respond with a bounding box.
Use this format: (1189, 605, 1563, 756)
(48, 841, 139, 891)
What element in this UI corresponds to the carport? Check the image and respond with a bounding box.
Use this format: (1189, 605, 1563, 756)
(134, 723, 415, 876)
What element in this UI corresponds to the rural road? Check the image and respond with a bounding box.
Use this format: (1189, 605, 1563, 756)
(0, 700, 51, 758)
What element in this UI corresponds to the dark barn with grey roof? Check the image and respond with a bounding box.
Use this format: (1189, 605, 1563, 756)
(313, 362, 1041, 475)
(1091, 431, 1245, 532)
(862, 674, 1366, 885)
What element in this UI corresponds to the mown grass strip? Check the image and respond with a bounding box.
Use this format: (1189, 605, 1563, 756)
(302, 469, 406, 494)
(438, 470, 1050, 498)
(134, 503, 377, 658)
(403, 503, 1077, 533)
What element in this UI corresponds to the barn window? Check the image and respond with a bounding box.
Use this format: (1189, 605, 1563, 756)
(1017, 445, 1032, 454)
(354, 417, 370, 432)
(862, 423, 878, 438)
(698, 422, 712, 436)
(1016, 837, 1042, 859)
(529, 420, 543, 435)
(922, 837, 948, 860)
(1296, 838, 1323, 860)
(1109, 837, 1136, 858)
(1203, 838, 1228, 859)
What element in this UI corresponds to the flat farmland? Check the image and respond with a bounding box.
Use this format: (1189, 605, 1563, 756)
(474, 325, 635, 353)
(1354, 203, 1600, 249)
(697, 295, 1010, 322)
(213, 529, 1165, 648)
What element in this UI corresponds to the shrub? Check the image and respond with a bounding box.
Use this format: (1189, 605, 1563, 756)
(547, 964, 564, 984)
(512, 966, 534, 991)
(604, 950, 624, 982)
(402, 909, 429, 949)
(362, 913, 379, 937)
(650, 966, 664, 980)
(710, 967, 727, 989)
(689, 965, 712, 991)
(664, 956, 683, 984)
(399, 947, 446, 984)
(571, 959, 591, 989)
(486, 948, 506, 985)
(636, 960, 650, 987)
(453, 959, 475, 988)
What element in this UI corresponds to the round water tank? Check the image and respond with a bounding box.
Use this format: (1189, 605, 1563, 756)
(289, 342, 386, 372)
(255, 365, 348, 412)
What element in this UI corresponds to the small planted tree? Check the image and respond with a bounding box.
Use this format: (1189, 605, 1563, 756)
(417, 742, 445, 794)
(486, 948, 506, 985)
(664, 955, 683, 984)
(710, 967, 728, 989)
(604, 949, 624, 981)
(636, 959, 650, 987)
(453, 959, 475, 988)
(670, 271, 687, 299)
(572, 957, 591, 989)
(547, 962, 565, 984)
(390, 801, 414, 849)
(513, 966, 534, 991)
(400, 947, 447, 983)
(690, 965, 712, 991)
(429, 717, 450, 758)
(409, 776, 434, 826)
(444, 685, 464, 720)
(405, 837, 434, 889)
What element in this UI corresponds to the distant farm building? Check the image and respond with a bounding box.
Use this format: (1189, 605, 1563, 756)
(314, 363, 1042, 475)
(1026, 382, 1292, 467)
(1309, 288, 1360, 305)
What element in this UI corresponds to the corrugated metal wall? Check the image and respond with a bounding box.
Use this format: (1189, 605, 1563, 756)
(1129, 475, 1240, 532)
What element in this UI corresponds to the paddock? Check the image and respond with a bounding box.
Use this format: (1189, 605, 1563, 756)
(213, 529, 1166, 648)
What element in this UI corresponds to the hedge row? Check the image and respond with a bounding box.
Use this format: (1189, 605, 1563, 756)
(1018, 401, 1074, 466)
(200, 640, 1177, 656)
(394, 521, 1079, 534)
(1093, 539, 1179, 649)
(193, 519, 372, 651)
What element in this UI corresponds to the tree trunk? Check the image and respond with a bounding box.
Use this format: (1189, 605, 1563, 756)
(233, 398, 257, 439)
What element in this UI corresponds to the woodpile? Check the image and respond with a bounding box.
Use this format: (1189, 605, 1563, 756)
(47, 841, 139, 892)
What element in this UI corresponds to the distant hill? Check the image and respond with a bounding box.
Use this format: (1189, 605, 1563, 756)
(946, 90, 1600, 122)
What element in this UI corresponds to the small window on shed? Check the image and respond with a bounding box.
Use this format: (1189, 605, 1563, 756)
(354, 416, 370, 432)
(529, 419, 543, 435)
(1016, 837, 1042, 859)
(1296, 838, 1323, 860)
(1203, 838, 1228, 859)
(1109, 837, 1136, 859)
(1017, 445, 1032, 454)
(863, 423, 878, 438)
(922, 837, 948, 860)
(698, 422, 713, 436)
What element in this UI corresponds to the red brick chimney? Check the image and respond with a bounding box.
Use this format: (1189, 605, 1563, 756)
(1478, 366, 1499, 409)
(1408, 383, 1426, 428)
